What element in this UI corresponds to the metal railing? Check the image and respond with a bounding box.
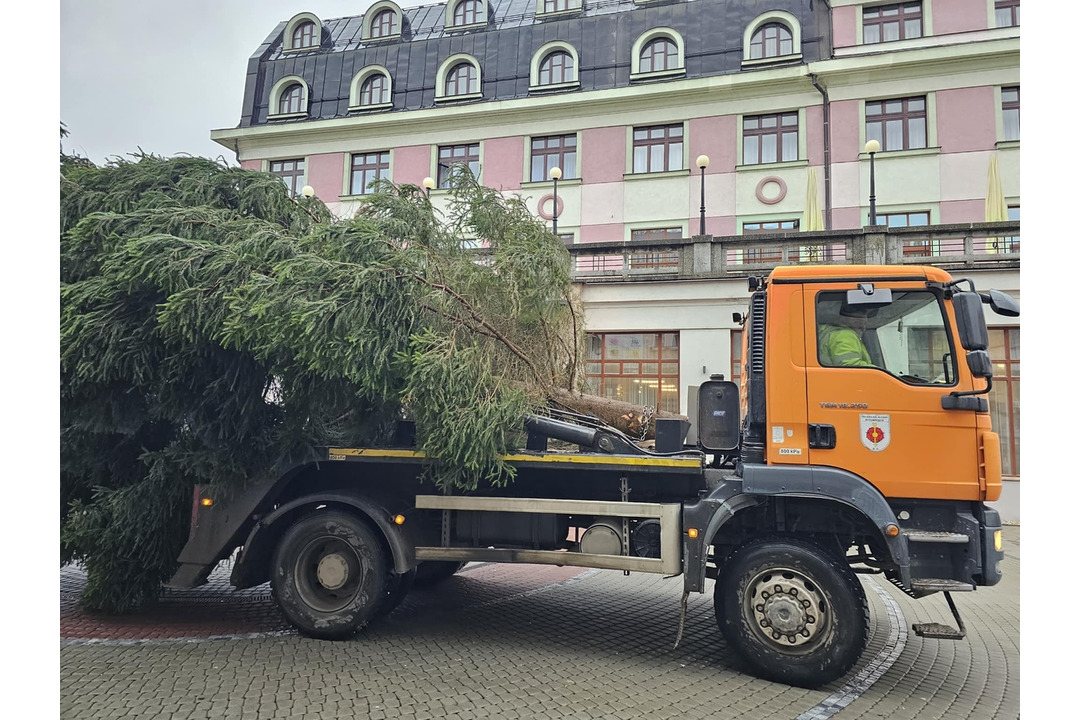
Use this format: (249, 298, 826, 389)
(566, 221, 1020, 282)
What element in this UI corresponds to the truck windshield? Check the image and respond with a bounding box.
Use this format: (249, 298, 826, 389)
(816, 290, 957, 385)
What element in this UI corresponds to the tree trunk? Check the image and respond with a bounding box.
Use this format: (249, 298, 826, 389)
(545, 387, 687, 440)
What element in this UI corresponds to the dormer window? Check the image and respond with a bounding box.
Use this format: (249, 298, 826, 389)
(742, 12, 802, 65)
(283, 12, 323, 53)
(454, 0, 482, 26)
(292, 21, 317, 49)
(446, 63, 478, 96)
(279, 84, 304, 114)
(750, 23, 792, 59)
(640, 38, 678, 73)
(371, 10, 396, 38)
(362, 75, 389, 106)
(536, 0, 582, 15)
(539, 51, 574, 85)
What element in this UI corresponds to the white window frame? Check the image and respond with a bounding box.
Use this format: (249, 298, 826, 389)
(742, 11, 802, 66)
(348, 66, 393, 111)
(361, 2, 403, 41)
(630, 28, 686, 81)
(435, 54, 483, 102)
(267, 75, 310, 119)
(529, 42, 580, 92)
(445, 0, 488, 31)
(282, 12, 322, 53)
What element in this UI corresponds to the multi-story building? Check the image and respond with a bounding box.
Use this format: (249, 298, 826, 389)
(211, 0, 1021, 518)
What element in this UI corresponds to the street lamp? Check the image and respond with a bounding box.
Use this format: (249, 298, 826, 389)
(300, 185, 315, 199)
(422, 176, 435, 198)
(696, 154, 710, 236)
(549, 166, 562, 235)
(864, 139, 880, 226)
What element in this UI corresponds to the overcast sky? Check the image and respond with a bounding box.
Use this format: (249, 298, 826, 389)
(60, 1, 428, 165)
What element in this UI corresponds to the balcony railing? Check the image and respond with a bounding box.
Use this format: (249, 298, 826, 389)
(566, 221, 1020, 282)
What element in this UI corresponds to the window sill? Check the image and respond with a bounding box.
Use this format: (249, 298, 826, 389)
(281, 46, 320, 55)
(435, 92, 483, 104)
(359, 34, 402, 43)
(996, 140, 1020, 150)
(623, 169, 690, 181)
(348, 102, 394, 113)
(267, 111, 309, 121)
(528, 81, 580, 94)
(736, 159, 807, 172)
(520, 178, 582, 190)
(338, 194, 378, 201)
(629, 69, 686, 82)
(741, 53, 803, 68)
(858, 146, 940, 159)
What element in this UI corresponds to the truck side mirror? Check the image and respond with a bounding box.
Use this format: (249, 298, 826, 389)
(966, 349, 993, 379)
(952, 292, 989, 351)
(982, 289, 1020, 318)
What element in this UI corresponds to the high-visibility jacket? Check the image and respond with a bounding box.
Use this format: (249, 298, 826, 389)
(818, 324, 874, 367)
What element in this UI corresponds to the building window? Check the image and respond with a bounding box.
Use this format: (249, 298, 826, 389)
(879, 211, 933, 255)
(995, 0, 1019, 28)
(361, 74, 389, 106)
(279, 84, 304, 115)
(371, 9, 396, 38)
(988, 327, 1020, 476)
(350, 151, 390, 195)
(270, 159, 305, 198)
(866, 97, 927, 152)
(586, 332, 680, 414)
(743, 113, 798, 165)
(292, 21, 317, 49)
(438, 143, 480, 187)
(740, 220, 798, 262)
(640, 38, 678, 73)
(633, 125, 683, 173)
(531, 135, 577, 182)
(539, 51, 575, 86)
(445, 62, 478, 97)
(863, 3, 922, 44)
(545, 0, 571, 11)
(1002, 86, 1019, 141)
(453, 0, 482, 26)
(749, 22, 793, 59)
(630, 228, 681, 268)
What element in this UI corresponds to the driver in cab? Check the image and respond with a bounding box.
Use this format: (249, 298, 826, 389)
(819, 302, 876, 368)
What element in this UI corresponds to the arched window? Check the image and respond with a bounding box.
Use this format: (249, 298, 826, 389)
(361, 74, 389, 106)
(640, 38, 678, 73)
(279, 83, 304, 114)
(292, 21, 317, 49)
(453, 0, 482, 26)
(539, 51, 575, 86)
(371, 9, 396, 38)
(445, 63, 478, 96)
(749, 22, 793, 59)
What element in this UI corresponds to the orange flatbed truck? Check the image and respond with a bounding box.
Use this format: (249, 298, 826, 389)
(169, 264, 1018, 688)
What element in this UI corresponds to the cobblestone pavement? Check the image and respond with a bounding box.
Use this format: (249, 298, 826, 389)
(60, 528, 1019, 720)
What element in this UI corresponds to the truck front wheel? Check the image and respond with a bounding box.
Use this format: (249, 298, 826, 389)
(272, 511, 387, 639)
(715, 538, 869, 688)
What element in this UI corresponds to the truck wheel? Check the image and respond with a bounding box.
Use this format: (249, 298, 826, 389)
(715, 538, 868, 688)
(271, 511, 387, 639)
(413, 561, 467, 588)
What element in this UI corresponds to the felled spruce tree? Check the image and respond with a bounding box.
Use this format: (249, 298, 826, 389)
(61, 151, 628, 611)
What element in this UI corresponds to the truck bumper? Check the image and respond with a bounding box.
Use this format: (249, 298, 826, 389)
(979, 505, 1004, 587)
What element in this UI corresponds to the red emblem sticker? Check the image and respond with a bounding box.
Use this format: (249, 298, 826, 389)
(859, 414, 890, 452)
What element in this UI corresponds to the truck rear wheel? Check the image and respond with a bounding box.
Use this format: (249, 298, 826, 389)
(271, 511, 387, 639)
(715, 538, 868, 688)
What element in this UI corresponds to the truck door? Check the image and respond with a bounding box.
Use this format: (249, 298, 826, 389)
(804, 283, 981, 501)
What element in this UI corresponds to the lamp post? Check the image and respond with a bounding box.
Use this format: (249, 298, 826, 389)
(422, 176, 435, 198)
(300, 185, 315, 199)
(864, 139, 880, 225)
(549, 166, 562, 235)
(695, 154, 710, 236)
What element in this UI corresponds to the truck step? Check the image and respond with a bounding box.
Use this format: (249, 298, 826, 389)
(911, 591, 967, 640)
(903, 530, 970, 544)
(911, 578, 974, 594)
(912, 622, 966, 640)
